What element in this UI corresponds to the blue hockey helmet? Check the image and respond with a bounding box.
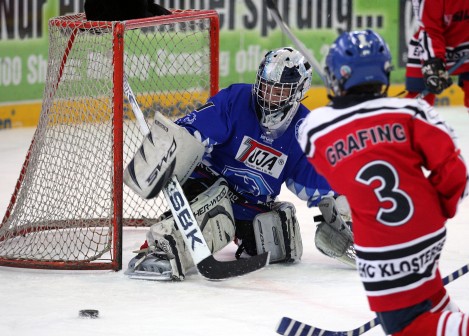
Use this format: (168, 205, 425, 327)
(253, 47, 312, 139)
(325, 30, 393, 96)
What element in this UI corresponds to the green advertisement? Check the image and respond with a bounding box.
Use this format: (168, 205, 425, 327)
(217, 0, 410, 87)
(0, 0, 419, 128)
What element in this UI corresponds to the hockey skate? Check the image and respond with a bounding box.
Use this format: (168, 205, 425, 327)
(125, 248, 174, 281)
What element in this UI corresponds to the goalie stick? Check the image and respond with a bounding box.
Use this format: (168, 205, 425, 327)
(276, 263, 469, 336)
(123, 77, 270, 280)
(266, 0, 327, 87)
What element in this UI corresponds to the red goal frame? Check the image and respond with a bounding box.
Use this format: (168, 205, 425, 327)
(0, 10, 219, 271)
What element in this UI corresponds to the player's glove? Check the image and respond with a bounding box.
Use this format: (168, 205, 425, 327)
(314, 197, 356, 268)
(422, 58, 453, 94)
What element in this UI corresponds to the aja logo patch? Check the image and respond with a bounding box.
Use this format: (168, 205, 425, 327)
(235, 136, 287, 178)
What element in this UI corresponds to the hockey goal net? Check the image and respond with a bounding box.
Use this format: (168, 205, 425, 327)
(0, 10, 219, 271)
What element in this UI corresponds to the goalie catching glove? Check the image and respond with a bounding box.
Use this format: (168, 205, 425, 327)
(314, 196, 356, 268)
(126, 177, 235, 281)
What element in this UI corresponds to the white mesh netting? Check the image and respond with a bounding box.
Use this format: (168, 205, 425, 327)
(0, 11, 218, 270)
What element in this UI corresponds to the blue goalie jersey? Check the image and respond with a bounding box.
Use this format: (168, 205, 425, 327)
(176, 84, 334, 220)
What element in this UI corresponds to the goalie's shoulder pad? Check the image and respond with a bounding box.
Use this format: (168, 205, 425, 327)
(124, 113, 205, 199)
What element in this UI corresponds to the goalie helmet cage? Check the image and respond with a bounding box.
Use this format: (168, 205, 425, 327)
(0, 10, 219, 271)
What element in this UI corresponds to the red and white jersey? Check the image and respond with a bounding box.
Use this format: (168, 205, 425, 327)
(407, 0, 469, 77)
(299, 96, 468, 312)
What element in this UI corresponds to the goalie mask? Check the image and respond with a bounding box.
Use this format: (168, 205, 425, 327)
(253, 47, 312, 139)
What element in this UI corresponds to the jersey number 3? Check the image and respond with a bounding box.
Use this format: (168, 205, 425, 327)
(356, 160, 414, 226)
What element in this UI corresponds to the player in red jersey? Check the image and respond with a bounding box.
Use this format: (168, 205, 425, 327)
(299, 29, 469, 335)
(405, 0, 469, 112)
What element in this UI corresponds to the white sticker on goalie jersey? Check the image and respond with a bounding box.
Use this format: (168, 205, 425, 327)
(235, 136, 287, 178)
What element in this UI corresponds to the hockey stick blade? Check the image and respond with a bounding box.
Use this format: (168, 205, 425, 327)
(197, 252, 270, 281)
(276, 263, 469, 336)
(265, 0, 327, 87)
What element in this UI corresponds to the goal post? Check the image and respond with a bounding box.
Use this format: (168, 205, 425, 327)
(0, 10, 219, 271)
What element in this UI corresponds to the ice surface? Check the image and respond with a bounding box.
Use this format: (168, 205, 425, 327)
(0, 107, 468, 336)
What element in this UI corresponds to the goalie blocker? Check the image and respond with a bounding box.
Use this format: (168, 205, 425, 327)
(123, 112, 205, 199)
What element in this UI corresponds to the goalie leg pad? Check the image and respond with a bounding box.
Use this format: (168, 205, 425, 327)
(146, 178, 235, 280)
(315, 197, 356, 268)
(123, 113, 205, 199)
(253, 202, 303, 263)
